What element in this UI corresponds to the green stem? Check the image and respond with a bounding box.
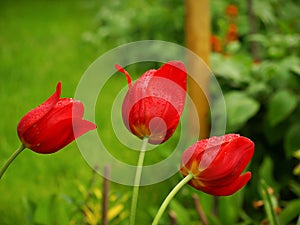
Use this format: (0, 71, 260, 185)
(260, 180, 280, 225)
(129, 137, 148, 225)
(151, 173, 194, 225)
(0, 144, 26, 180)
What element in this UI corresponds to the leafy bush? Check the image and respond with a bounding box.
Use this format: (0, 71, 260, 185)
(210, 0, 300, 223)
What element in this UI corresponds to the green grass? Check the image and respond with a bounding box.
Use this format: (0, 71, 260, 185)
(0, 1, 102, 224)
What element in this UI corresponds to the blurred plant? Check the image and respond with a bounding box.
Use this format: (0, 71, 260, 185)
(210, 0, 300, 224)
(22, 167, 129, 225)
(292, 150, 300, 176)
(211, 3, 240, 54)
(82, 0, 184, 49)
(68, 167, 129, 225)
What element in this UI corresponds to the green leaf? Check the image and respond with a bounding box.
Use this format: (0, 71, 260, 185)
(291, 64, 300, 75)
(224, 91, 260, 132)
(22, 198, 37, 225)
(259, 157, 279, 192)
(284, 123, 300, 158)
(289, 180, 300, 197)
(293, 164, 300, 176)
(218, 195, 241, 225)
(279, 199, 300, 224)
(211, 54, 243, 82)
(267, 90, 297, 126)
(170, 199, 191, 225)
(253, 0, 276, 25)
(34, 198, 50, 225)
(293, 149, 300, 160)
(48, 194, 69, 225)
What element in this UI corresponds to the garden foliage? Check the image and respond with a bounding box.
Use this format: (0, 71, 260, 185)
(83, 0, 300, 224)
(1, 0, 300, 224)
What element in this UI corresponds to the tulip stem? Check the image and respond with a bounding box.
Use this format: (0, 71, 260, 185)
(0, 144, 26, 180)
(129, 137, 148, 225)
(151, 173, 194, 225)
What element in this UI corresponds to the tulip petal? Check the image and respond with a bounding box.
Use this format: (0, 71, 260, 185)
(191, 172, 252, 196)
(115, 64, 132, 87)
(128, 96, 180, 144)
(199, 137, 254, 185)
(73, 118, 97, 139)
(147, 61, 187, 115)
(180, 134, 254, 196)
(181, 140, 208, 175)
(154, 61, 187, 91)
(41, 99, 84, 126)
(27, 118, 96, 154)
(17, 82, 62, 136)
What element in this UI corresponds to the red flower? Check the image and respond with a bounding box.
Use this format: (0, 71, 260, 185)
(225, 23, 238, 43)
(116, 61, 187, 144)
(226, 4, 238, 17)
(17, 82, 96, 154)
(211, 35, 223, 53)
(180, 134, 254, 196)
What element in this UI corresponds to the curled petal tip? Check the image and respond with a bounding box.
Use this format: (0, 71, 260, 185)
(115, 64, 123, 72)
(167, 60, 186, 70)
(115, 64, 132, 87)
(56, 81, 62, 96)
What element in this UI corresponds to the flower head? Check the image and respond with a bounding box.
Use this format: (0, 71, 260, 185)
(225, 23, 238, 43)
(116, 61, 187, 144)
(211, 35, 223, 53)
(226, 4, 238, 17)
(180, 134, 254, 196)
(17, 82, 96, 154)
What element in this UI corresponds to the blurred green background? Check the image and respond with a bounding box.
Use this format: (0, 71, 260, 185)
(1, 0, 300, 224)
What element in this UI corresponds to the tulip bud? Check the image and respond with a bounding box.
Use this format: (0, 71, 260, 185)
(17, 82, 96, 154)
(180, 134, 254, 196)
(116, 61, 187, 144)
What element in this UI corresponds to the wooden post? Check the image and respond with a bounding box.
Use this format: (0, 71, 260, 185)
(185, 0, 211, 139)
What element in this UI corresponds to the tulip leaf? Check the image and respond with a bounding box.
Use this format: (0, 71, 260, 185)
(48, 194, 69, 225)
(218, 194, 240, 224)
(267, 90, 297, 126)
(258, 157, 279, 192)
(22, 198, 37, 225)
(169, 199, 191, 225)
(259, 180, 281, 225)
(279, 199, 300, 224)
(224, 91, 260, 132)
(284, 123, 300, 158)
(33, 198, 50, 225)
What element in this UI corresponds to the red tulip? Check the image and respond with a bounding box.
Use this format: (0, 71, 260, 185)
(180, 134, 254, 196)
(17, 82, 96, 154)
(116, 61, 187, 144)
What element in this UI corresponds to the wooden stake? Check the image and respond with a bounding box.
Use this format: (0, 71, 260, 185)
(185, 0, 211, 139)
